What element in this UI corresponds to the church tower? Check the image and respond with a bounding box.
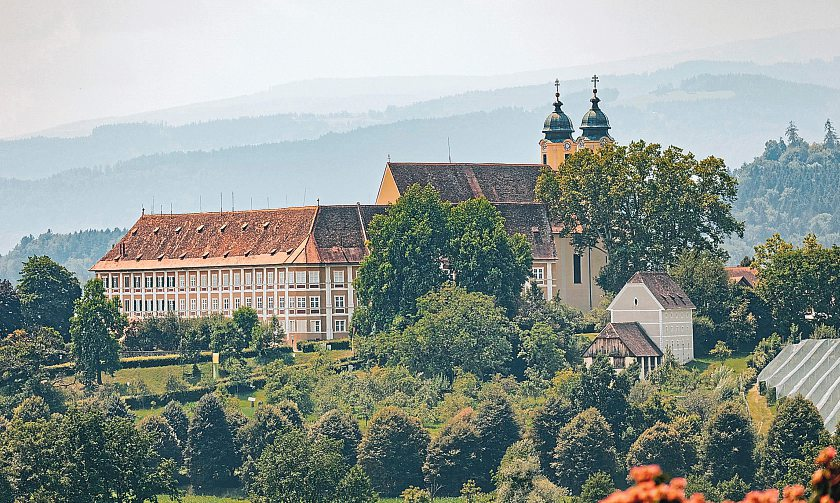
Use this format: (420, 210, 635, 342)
(539, 79, 577, 170)
(540, 76, 614, 169)
(576, 75, 614, 150)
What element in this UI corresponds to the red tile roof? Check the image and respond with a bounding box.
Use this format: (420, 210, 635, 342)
(93, 207, 317, 271)
(725, 266, 759, 287)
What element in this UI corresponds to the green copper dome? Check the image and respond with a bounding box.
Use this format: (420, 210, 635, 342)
(542, 82, 575, 142)
(579, 77, 612, 142)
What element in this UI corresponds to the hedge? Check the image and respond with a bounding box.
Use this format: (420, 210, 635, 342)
(297, 339, 352, 353)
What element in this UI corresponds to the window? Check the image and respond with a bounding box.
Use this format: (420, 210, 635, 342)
(532, 267, 544, 280)
(145, 300, 153, 311)
(542, 153, 548, 164)
(156, 276, 164, 288)
(179, 299, 186, 311)
(288, 320, 298, 333)
(168, 300, 175, 311)
(167, 276, 175, 288)
(234, 273, 241, 286)
(134, 276, 141, 288)
(267, 296, 274, 309)
(179, 275, 185, 288)
(334, 295, 345, 309)
(267, 271, 274, 285)
(223, 298, 230, 310)
(200, 275, 208, 287)
(278, 297, 286, 309)
(222, 273, 230, 286)
(134, 299, 141, 312)
(245, 297, 252, 308)
(200, 299, 207, 311)
(295, 271, 306, 286)
(278, 272, 286, 285)
(235, 298, 241, 309)
(245, 272, 252, 286)
(310, 296, 320, 309)
(573, 254, 582, 284)
(124, 299, 130, 312)
(211, 274, 218, 287)
(297, 297, 306, 309)
(212, 299, 219, 310)
(310, 320, 322, 333)
(145, 277, 153, 288)
(256, 272, 263, 286)
(333, 269, 345, 285)
(190, 299, 197, 311)
(157, 299, 164, 311)
(257, 297, 263, 309)
(113, 276, 120, 288)
(308, 270, 320, 285)
(189, 275, 197, 288)
(334, 319, 346, 332)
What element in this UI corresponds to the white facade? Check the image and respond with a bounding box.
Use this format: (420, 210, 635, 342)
(608, 278, 695, 363)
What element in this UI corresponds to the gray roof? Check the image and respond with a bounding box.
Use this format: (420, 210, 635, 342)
(387, 162, 542, 203)
(584, 322, 663, 358)
(628, 271, 696, 309)
(494, 203, 556, 260)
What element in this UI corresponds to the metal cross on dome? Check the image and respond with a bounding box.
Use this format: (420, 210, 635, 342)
(591, 74, 599, 90)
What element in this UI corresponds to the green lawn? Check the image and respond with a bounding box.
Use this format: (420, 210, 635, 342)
(746, 383, 775, 435)
(104, 361, 217, 395)
(689, 352, 750, 373)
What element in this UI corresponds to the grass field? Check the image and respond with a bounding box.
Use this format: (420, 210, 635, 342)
(746, 383, 775, 435)
(689, 352, 750, 373)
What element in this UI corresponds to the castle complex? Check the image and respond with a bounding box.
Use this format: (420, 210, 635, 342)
(92, 78, 614, 347)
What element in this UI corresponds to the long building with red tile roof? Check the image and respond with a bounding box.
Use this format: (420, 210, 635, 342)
(91, 81, 614, 347)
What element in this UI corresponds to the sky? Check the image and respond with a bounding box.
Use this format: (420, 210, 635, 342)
(2, 0, 840, 138)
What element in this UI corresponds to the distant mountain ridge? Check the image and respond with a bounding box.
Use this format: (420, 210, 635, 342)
(0, 228, 125, 282)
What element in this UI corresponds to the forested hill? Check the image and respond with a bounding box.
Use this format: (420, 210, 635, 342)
(0, 228, 125, 282)
(726, 122, 840, 261)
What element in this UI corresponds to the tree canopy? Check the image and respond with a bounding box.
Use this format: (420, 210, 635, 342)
(536, 141, 742, 292)
(17, 256, 81, 339)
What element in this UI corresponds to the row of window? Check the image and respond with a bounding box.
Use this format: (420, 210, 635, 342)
(103, 270, 348, 290)
(123, 295, 347, 313)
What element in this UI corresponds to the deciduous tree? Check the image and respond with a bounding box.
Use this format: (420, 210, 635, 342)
(311, 408, 363, 466)
(536, 141, 742, 292)
(17, 256, 81, 339)
(69, 278, 124, 385)
(187, 393, 240, 490)
(552, 407, 617, 494)
(357, 406, 430, 496)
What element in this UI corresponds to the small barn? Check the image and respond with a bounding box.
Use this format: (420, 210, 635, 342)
(583, 322, 663, 379)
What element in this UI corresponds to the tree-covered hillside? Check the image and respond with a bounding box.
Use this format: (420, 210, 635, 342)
(726, 121, 840, 261)
(0, 228, 125, 282)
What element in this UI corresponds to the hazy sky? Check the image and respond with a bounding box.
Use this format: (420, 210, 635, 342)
(2, 0, 840, 138)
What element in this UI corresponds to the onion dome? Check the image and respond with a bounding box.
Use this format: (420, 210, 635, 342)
(579, 75, 612, 142)
(542, 79, 575, 142)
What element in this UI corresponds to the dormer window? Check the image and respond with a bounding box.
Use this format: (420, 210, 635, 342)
(220, 223, 227, 232)
(196, 224, 204, 232)
(174, 226, 182, 233)
(241, 223, 248, 230)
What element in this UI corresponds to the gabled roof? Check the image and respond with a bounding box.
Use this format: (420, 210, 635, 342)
(495, 203, 556, 260)
(92, 207, 317, 271)
(627, 271, 695, 309)
(307, 205, 384, 264)
(725, 266, 759, 288)
(386, 162, 544, 203)
(583, 322, 663, 358)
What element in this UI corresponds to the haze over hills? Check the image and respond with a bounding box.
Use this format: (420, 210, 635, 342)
(10, 27, 840, 140)
(1, 30, 840, 268)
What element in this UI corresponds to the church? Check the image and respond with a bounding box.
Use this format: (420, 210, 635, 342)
(91, 77, 614, 348)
